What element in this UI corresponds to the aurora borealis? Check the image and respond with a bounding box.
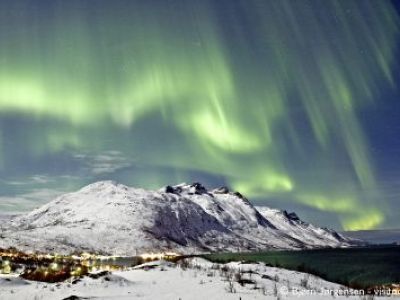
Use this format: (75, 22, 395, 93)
(0, 0, 399, 230)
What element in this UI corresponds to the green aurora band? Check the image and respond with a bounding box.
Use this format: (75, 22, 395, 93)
(0, 0, 399, 230)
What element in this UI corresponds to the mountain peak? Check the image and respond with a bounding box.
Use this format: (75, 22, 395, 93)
(80, 180, 125, 191)
(162, 182, 209, 196)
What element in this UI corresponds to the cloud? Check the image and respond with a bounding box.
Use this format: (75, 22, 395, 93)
(73, 150, 133, 175)
(30, 175, 53, 184)
(1, 175, 54, 186)
(0, 188, 63, 213)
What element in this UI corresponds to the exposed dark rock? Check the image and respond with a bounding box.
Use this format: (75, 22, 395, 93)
(190, 182, 208, 194)
(87, 271, 111, 279)
(283, 210, 300, 222)
(62, 296, 89, 300)
(164, 186, 175, 194)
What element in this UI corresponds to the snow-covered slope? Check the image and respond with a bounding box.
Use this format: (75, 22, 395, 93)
(0, 258, 368, 300)
(255, 207, 352, 247)
(0, 181, 357, 255)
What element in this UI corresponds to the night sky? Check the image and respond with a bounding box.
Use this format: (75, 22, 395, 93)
(0, 0, 399, 231)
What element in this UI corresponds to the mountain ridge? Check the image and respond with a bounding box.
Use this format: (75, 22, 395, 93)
(0, 181, 360, 255)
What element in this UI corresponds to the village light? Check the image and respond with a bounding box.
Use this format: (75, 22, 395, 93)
(139, 252, 180, 261)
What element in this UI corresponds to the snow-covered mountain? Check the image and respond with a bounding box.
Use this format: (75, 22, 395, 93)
(0, 181, 358, 255)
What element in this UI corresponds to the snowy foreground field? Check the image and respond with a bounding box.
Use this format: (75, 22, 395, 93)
(0, 258, 385, 300)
